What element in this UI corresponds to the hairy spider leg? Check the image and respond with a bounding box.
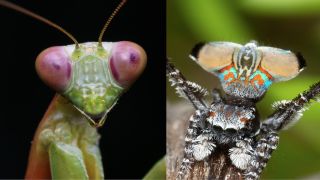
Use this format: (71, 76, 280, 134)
(167, 61, 220, 179)
(244, 130, 279, 180)
(177, 110, 213, 180)
(229, 138, 255, 171)
(211, 88, 224, 103)
(166, 61, 208, 110)
(264, 81, 320, 131)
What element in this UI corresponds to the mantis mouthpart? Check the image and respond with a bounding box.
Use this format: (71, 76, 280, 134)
(0, 0, 147, 179)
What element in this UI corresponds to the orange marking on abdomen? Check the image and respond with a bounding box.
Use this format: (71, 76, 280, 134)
(224, 72, 235, 81)
(251, 74, 264, 86)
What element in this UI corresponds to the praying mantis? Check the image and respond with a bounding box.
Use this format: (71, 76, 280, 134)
(0, 0, 164, 179)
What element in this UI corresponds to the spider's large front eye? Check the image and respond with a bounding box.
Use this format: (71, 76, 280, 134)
(258, 47, 306, 82)
(109, 41, 147, 88)
(35, 46, 72, 92)
(190, 42, 242, 73)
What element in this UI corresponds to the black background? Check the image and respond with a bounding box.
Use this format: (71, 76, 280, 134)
(0, 0, 165, 179)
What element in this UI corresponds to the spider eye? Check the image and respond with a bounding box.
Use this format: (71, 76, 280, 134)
(190, 42, 242, 72)
(35, 46, 72, 92)
(259, 47, 306, 82)
(109, 41, 147, 88)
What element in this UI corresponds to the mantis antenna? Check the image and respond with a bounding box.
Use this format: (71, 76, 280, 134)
(98, 0, 127, 46)
(0, 0, 79, 48)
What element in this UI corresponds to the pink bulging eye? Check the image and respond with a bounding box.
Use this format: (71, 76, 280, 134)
(110, 41, 147, 88)
(35, 46, 72, 92)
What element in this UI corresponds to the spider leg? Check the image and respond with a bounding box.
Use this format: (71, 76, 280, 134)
(229, 138, 254, 171)
(211, 88, 223, 103)
(167, 61, 208, 110)
(244, 82, 320, 179)
(192, 129, 216, 161)
(244, 130, 279, 180)
(177, 109, 216, 179)
(264, 81, 320, 131)
(167, 61, 218, 179)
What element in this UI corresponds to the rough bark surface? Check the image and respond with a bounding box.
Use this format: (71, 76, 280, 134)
(167, 102, 242, 180)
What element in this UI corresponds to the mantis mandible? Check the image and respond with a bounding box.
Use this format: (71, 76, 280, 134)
(0, 0, 147, 179)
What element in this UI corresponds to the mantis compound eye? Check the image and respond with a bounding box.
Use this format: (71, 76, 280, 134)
(110, 41, 147, 88)
(35, 46, 72, 92)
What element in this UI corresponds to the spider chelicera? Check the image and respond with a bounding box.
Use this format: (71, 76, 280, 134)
(167, 41, 320, 180)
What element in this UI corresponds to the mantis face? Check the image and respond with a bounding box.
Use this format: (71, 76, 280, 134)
(35, 41, 147, 126)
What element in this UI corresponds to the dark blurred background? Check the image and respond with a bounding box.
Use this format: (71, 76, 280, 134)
(0, 0, 165, 179)
(168, 0, 320, 179)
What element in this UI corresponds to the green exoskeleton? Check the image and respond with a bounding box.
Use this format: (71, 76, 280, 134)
(0, 0, 147, 179)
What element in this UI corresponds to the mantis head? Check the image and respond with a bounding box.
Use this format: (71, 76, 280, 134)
(36, 41, 146, 127)
(0, 0, 147, 127)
